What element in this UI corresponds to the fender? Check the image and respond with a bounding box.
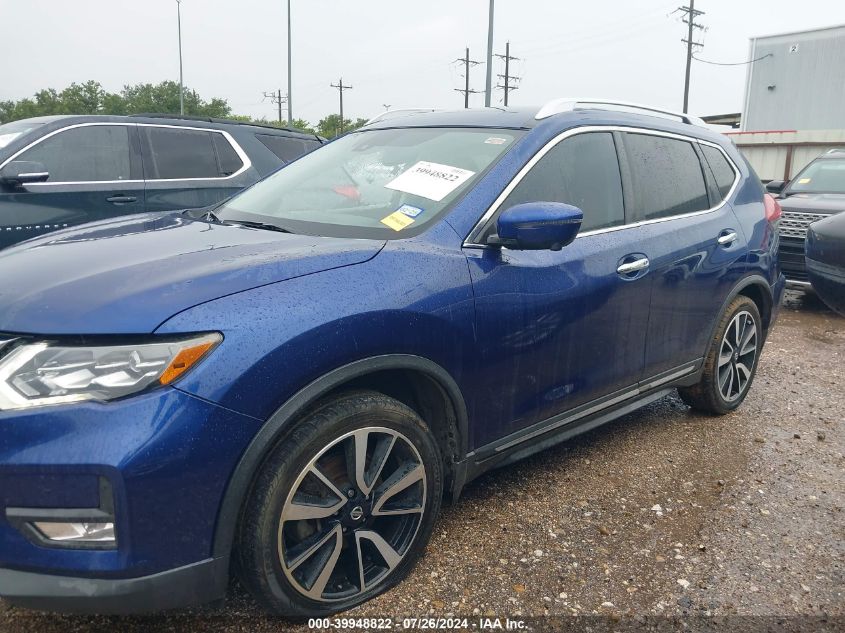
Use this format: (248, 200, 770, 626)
(704, 273, 774, 348)
(211, 353, 469, 559)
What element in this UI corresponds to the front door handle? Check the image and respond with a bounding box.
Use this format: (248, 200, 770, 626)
(717, 231, 738, 246)
(106, 195, 137, 205)
(617, 257, 650, 275)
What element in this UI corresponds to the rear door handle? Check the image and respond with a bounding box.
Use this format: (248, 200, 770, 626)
(106, 195, 137, 205)
(717, 231, 738, 246)
(617, 257, 650, 275)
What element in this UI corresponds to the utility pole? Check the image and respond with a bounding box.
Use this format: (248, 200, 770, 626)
(263, 90, 287, 125)
(330, 78, 353, 136)
(495, 42, 520, 107)
(678, 0, 705, 113)
(454, 47, 482, 108)
(484, 0, 495, 107)
(176, 0, 184, 115)
(286, 0, 293, 125)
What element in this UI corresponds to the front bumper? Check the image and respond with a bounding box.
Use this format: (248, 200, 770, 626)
(0, 387, 263, 612)
(0, 557, 228, 614)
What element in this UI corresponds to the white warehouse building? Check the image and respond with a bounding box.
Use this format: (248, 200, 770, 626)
(742, 23, 845, 131)
(729, 24, 845, 181)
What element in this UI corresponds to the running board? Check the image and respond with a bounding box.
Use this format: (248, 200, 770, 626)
(466, 359, 700, 474)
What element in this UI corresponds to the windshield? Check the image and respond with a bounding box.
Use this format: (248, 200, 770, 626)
(217, 127, 522, 238)
(0, 120, 45, 149)
(788, 157, 845, 194)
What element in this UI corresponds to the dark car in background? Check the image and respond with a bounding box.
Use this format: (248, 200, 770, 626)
(0, 114, 322, 249)
(806, 212, 845, 315)
(767, 149, 845, 288)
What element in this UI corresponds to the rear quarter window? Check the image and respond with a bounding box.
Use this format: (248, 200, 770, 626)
(700, 143, 737, 200)
(256, 134, 318, 162)
(624, 133, 710, 222)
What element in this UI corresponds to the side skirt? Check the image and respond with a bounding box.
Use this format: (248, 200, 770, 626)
(459, 359, 701, 489)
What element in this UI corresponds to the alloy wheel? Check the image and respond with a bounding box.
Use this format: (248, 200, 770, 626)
(718, 310, 758, 402)
(278, 427, 427, 602)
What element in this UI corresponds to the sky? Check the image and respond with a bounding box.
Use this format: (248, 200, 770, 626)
(1, 0, 843, 125)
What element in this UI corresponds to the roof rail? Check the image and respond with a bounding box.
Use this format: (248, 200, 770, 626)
(364, 108, 438, 126)
(127, 113, 315, 136)
(535, 98, 707, 127)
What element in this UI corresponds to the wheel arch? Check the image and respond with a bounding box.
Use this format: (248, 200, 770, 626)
(708, 274, 774, 346)
(211, 354, 468, 560)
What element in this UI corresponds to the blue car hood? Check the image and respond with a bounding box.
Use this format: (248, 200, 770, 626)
(0, 213, 385, 334)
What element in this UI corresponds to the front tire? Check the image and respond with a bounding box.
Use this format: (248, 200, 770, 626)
(236, 391, 443, 616)
(678, 295, 763, 415)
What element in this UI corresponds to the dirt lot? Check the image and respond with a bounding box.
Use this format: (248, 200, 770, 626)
(2, 291, 843, 632)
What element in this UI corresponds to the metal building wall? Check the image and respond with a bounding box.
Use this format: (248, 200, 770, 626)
(742, 25, 845, 131)
(729, 130, 845, 181)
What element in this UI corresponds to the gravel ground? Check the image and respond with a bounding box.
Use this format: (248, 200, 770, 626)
(2, 291, 843, 632)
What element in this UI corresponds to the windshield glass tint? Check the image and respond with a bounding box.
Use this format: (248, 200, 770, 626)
(218, 127, 521, 238)
(789, 157, 845, 194)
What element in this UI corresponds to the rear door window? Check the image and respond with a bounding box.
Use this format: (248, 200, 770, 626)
(700, 143, 737, 200)
(497, 131, 625, 233)
(623, 133, 710, 221)
(140, 127, 237, 179)
(17, 125, 132, 182)
(256, 134, 315, 163)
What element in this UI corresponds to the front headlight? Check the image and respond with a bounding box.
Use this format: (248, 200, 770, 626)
(0, 333, 221, 410)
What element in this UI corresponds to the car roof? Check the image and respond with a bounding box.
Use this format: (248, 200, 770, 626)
(363, 107, 538, 130)
(6, 114, 319, 140)
(819, 149, 845, 159)
(360, 105, 729, 146)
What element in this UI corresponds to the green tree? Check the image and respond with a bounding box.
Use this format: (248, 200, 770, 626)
(316, 114, 368, 139)
(239, 116, 316, 135)
(0, 80, 233, 124)
(117, 81, 230, 117)
(60, 81, 107, 114)
(291, 118, 317, 134)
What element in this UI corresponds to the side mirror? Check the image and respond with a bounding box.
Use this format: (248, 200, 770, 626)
(0, 161, 50, 186)
(488, 202, 583, 251)
(765, 180, 786, 195)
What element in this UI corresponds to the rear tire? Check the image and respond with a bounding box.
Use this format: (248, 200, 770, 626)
(235, 391, 443, 616)
(678, 295, 762, 415)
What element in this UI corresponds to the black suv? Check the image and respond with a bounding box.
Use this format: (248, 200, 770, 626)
(0, 114, 322, 249)
(767, 149, 845, 287)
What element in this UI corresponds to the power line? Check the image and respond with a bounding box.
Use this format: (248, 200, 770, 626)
(693, 52, 773, 66)
(262, 89, 287, 124)
(494, 41, 520, 107)
(676, 1, 705, 113)
(329, 78, 353, 136)
(454, 47, 483, 109)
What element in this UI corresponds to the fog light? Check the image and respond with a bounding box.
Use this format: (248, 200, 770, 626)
(33, 521, 115, 543)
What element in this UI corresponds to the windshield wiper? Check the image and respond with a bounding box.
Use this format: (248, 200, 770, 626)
(182, 207, 224, 223)
(224, 219, 292, 234)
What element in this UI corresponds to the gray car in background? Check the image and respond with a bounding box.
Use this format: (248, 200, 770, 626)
(0, 114, 322, 249)
(767, 149, 845, 288)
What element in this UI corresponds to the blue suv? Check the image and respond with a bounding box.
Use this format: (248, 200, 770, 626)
(0, 100, 785, 616)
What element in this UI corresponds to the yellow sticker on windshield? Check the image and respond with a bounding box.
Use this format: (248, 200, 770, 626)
(798, 177, 811, 184)
(380, 211, 415, 231)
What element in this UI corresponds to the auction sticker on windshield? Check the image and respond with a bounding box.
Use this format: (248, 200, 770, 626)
(385, 161, 475, 202)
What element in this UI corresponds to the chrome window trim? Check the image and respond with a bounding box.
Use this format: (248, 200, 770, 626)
(0, 122, 252, 186)
(463, 125, 741, 248)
